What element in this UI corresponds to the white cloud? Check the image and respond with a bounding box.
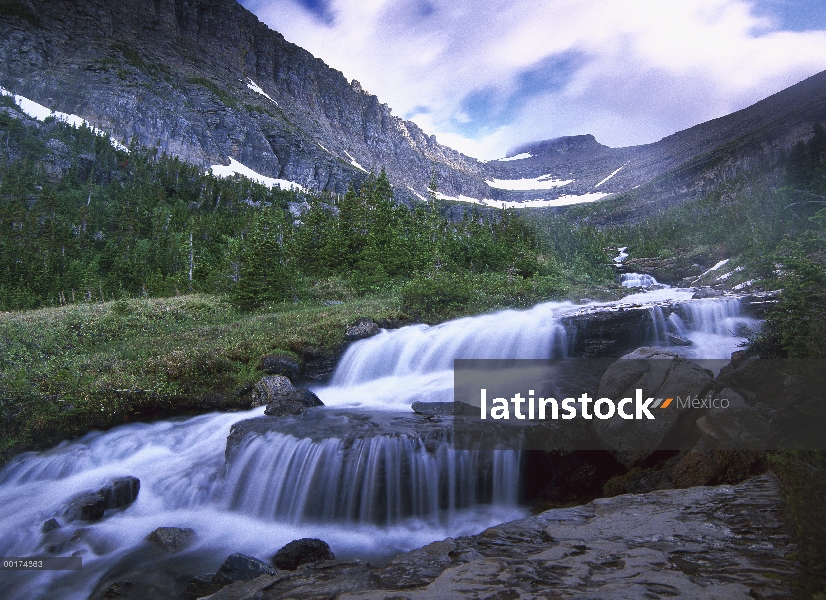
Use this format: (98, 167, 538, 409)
(242, 0, 826, 159)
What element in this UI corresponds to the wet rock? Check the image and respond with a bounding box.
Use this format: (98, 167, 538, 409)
(145, 527, 194, 553)
(271, 538, 334, 570)
(100, 476, 140, 509)
(205, 476, 795, 600)
(692, 287, 725, 299)
(344, 317, 380, 341)
(261, 354, 300, 380)
(250, 375, 295, 407)
(299, 347, 342, 383)
(667, 332, 691, 346)
(263, 388, 323, 417)
(42, 518, 61, 533)
(185, 574, 221, 598)
(593, 348, 714, 467)
(671, 447, 766, 488)
(411, 401, 476, 417)
(64, 492, 107, 522)
(251, 374, 323, 417)
(186, 553, 276, 598)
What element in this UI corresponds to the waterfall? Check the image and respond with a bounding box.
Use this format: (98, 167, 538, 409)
(620, 272, 660, 288)
(647, 305, 669, 344)
(222, 430, 519, 525)
(0, 288, 761, 599)
(666, 297, 761, 359)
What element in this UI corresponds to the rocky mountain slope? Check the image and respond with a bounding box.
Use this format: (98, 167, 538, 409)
(2, 0, 826, 215)
(0, 0, 489, 203)
(488, 70, 826, 217)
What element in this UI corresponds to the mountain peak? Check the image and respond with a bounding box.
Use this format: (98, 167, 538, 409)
(510, 135, 607, 158)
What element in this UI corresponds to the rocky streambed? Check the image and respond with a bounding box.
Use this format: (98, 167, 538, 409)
(2, 288, 815, 600)
(200, 474, 796, 600)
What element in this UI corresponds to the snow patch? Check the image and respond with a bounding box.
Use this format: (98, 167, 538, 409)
(344, 151, 368, 173)
(246, 79, 278, 105)
(210, 157, 305, 192)
(595, 162, 627, 188)
(0, 86, 129, 152)
(407, 186, 427, 202)
(691, 259, 730, 284)
(486, 174, 573, 191)
(493, 152, 532, 162)
(716, 265, 744, 282)
(436, 192, 609, 208)
(732, 279, 755, 290)
(317, 142, 331, 154)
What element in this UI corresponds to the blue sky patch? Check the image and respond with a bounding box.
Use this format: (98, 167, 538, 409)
(753, 0, 826, 31)
(449, 51, 583, 138)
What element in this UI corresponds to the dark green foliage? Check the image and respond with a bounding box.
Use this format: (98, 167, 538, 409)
(232, 208, 296, 309)
(768, 450, 826, 597)
(187, 76, 238, 109)
(400, 272, 475, 321)
(0, 115, 296, 310)
(0, 114, 611, 314)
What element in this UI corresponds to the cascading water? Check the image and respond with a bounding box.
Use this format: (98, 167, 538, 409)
(621, 272, 660, 288)
(0, 287, 760, 599)
(223, 427, 519, 525)
(665, 297, 760, 359)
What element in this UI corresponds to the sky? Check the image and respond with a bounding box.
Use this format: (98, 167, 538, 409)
(240, 0, 826, 160)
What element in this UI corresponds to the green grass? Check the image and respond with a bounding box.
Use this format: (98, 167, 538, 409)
(0, 292, 407, 463)
(0, 275, 628, 464)
(188, 76, 239, 109)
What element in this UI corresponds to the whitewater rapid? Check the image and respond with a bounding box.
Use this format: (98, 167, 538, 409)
(0, 287, 760, 599)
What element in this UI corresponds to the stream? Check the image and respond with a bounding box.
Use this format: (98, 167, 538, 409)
(0, 287, 761, 599)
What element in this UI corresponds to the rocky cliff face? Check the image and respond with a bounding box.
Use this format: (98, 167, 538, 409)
(487, 71, 826, 219)
(0, 0, 489, 202)
(3, 0, 826, 215)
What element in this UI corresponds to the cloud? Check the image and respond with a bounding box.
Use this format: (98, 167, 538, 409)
(241, 0, 826, 159)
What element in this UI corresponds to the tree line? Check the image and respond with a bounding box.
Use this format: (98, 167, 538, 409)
(0, 102, 607, 311)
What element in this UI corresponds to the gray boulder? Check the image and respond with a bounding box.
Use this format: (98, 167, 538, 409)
(186, 553, 277, 598)
(63, 476, 141, 522)
(100, 476, 140, 509)
(250, 375, 295, 407)
(261, 354, 301, 380)
(272, 538, 335, 570)
(593, 348, 714, 467)
(345, 318, 380, 341)
(42, 518, 60, 533)
(251, 375, 324, 416)
(146, 527, 195, 552)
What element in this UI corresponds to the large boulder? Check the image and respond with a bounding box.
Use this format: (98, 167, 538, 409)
(271, 538, 335, 570)
(100, 476, 140, 509)
(146, 527, 195, 553)
(64, 492, 107, 522)
(345, 318, 380, 341)
(250, 375, 295, 407)
(63, 476, 141, 522)
(670, 447, 766, 488)
(593, 348, 714, 467)
(250, 375, 323, 416)
(261, 354, 301, 380)
(185, 553, 277, 598)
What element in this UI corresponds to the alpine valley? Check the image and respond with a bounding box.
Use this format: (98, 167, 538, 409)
(1, 1, 826, 600)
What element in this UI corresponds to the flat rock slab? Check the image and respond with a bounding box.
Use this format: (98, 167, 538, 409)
(204, 475, 796, 599)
